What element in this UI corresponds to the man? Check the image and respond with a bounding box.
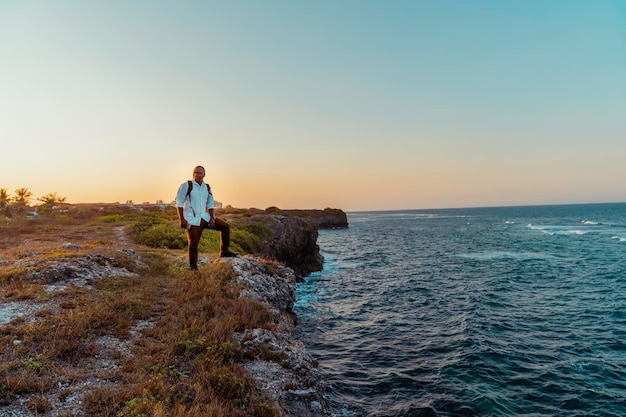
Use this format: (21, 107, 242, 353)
(176, 165, 238, 270)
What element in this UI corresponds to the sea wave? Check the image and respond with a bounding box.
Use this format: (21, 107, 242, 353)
(527, 224, 590, 235)
(454, 251, 554, 261)
(297, 204, 626, 417)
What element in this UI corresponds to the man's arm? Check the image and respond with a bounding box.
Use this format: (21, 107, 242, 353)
(206, 185, 215, 226)
(177, 207, 188, 229)
(208, 208, 215, 226)
(175, 182, 189, 229)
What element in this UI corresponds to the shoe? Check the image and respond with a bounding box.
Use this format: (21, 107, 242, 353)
(189, 265, 198, 270)
(220, 251, 239, 258)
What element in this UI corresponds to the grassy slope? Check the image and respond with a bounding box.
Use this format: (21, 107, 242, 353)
(0, 208, 284, 417)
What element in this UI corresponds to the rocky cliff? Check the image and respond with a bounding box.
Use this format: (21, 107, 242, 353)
(0, 251, 332, 416)
(0, 209, 345, 416)
(234, 214, 324, 279)
(220, 207, 347, 279)
(230, 257, 331, 416)
(276, 208, 349, 230)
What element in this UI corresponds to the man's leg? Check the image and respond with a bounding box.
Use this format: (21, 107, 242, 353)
(186, 225, 204, 269)
(211, 218, 237, 256)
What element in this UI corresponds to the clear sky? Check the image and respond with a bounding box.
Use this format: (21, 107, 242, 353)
(1, 1, 625, 211)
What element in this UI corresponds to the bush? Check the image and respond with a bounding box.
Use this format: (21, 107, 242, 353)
(231, 229, 261, 254)
(133, 220, 221, 253)
(135, 223, 188, 250)
(226, 222, 270, 255)
(129, 215, 276, 256)
(243, 222, 272, 239)
(198, 230, 220, 253)
(95, 214, 137, 223)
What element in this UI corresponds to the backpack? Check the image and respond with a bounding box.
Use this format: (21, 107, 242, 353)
(185, 181, 212, 217)
(186, 180, 212, 201)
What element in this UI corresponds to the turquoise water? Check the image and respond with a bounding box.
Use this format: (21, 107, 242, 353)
(295, 203, 626, 417)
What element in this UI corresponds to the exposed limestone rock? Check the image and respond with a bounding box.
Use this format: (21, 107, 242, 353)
(280, 208, 349, 229)
(235, 214, 324, 279)
(229, 257, 331, 417)
(24, 251, 145, 291)
(61, 242, 81, 250)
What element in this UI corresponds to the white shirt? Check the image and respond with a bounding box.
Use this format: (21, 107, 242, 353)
(175, 180, 215, 226)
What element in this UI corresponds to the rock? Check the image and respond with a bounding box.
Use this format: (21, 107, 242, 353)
(119, 248, 140, 259)
(265, 208, 349, 229)
(61, 243, 82, 250)
(228, 257, 331, 417)
(177, 254, 211, 267)
(228, 208, 348, 279)
(288, 208, 349, 229)
(18, 250, 147, 293)
(235, 215, 323, 279)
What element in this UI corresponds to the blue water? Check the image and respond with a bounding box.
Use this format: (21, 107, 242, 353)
(294, 203, 626, 417)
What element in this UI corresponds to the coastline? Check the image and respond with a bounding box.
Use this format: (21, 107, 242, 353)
(0, 206, 345, 416)
(230, 256, 331, 416)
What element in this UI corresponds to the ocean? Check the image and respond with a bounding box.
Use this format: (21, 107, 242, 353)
(294, 203, 626, 417)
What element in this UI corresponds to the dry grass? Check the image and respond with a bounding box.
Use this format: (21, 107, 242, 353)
(0, 212, 281, 416)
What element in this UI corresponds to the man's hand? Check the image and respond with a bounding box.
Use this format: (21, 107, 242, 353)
(180, 219, 189, 229)
(209, 217, 216, 228)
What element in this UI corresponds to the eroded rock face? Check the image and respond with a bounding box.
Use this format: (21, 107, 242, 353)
(282, 208, 349, 229)
(236, 215, 324, 279)
(229, 257, 331, 417)
(25, 253, 142, 289)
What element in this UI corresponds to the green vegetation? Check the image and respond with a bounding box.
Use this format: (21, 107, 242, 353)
(94, 214, 138, 223)
(231, 222, 272, 254)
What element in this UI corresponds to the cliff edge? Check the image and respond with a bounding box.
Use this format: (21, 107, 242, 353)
(230, 207, 347, 280)
(230, 257, 331, 416)
(0, 208, 345, 416)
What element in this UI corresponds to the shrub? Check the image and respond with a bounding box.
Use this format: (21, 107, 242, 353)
(243, 222, 271, 239)
(231, 229, 262, 254)
(229, 222, 272, 254)
(94, 214, 136, 223)
(135, 223, 188, 250)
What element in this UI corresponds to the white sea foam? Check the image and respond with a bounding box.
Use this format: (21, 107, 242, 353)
(455, 251, 554, 261)
(561, 230, 588, 235)
(368, 213, 448, 220)
(582, 220, 600, 225)
(611, 236, 626, 243)
(527, 224, 590, 236)
(569, 361, 594, 371)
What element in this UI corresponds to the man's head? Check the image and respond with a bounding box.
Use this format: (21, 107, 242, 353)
(193, 166, 205, 184)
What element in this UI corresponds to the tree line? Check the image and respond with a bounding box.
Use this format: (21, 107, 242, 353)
(0, 187, 67, 216)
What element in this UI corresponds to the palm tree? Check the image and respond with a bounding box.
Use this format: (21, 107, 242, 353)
(0, 188, 9, 210)
(13, 188, 33, 206)
(37, 192, 67, 206)
(37, 192, 67, 215)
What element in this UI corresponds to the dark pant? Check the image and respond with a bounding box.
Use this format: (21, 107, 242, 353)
(186, 218, 231, 268)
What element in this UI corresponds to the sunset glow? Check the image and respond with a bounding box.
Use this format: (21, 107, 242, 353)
(1, 1, 625, 211)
